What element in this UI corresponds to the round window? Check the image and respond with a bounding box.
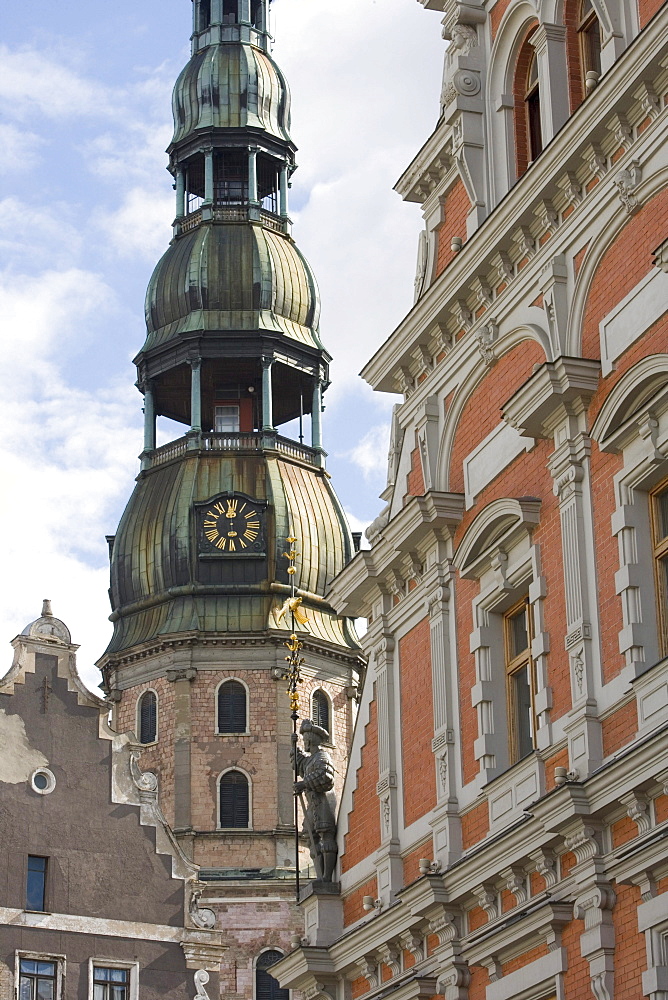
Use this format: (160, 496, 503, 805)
(30, 768, 56, 795)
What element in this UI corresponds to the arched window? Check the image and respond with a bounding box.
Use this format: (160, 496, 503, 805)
(219, 770, 250, 828)
(256, 951, 289, 1000)
(138, 691, 157, 744)
(217, 680, 247, 734)
(579, 0, 602, 89)
(525, 51, 542, 163)
(311, 689, 330, 737)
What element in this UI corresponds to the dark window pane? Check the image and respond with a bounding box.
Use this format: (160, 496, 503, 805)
(256, 952, 288, 1000)
(527, 89, 542, 160)
(312, 691, 330, 736)
(223, 0, 238, 22)
(258, 156, 279, 214)
(218, 681, 247, 733)
(220, 770, 249, 828)
(36, 981, 53, 1000)
(199, 0, 211, 30)
(658, 490, 668, 540)
(20, 963, 39, 976)
(214, 152, 247, 204)
(512, 666, 534, 759)
(139, 691, 157, 744)
(20, 979, 33, 1000)
(26, 856, 47, 911)
(509, 607, 528, 658)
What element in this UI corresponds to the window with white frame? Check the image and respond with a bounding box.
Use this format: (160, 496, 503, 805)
(19, 959, 57, 1000)
(87, 961, 138, 1000)
(453, 497, 547, 785)
(650, 478, 668, 656)
(255, 951, 289, 1000)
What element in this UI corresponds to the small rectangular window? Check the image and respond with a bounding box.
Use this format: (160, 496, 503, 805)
(215, 405, 240, 433)
(26, 856, 48, 912)
(93, 967, 130, 1000)
(504, 600, 536, 763)
(19, 959, 57, 1000)
(651, 482, 668, 654)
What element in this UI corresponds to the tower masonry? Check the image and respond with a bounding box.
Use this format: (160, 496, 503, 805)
(96, 0, 364, 987)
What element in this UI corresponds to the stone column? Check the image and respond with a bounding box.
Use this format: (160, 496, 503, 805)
(261, 356, 274, 431)
(175, 167, 186, 219)
(372, 628, 402, 905)
(311, 378, 323, 450)
(549, 428, 603, 776)
(166, 666, 197, 838)
(188, 358, 202, 433)
(280, 164, 289, 217)
(531, 23, 569, 144)
(143, 380, 156, 453)
(248, 147, 258, 204)
(204, 148, 214, 204)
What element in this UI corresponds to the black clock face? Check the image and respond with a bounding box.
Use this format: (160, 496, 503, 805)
(199, 496, 265, 555)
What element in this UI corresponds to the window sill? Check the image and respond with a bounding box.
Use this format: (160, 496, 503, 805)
(138, 740, 158, 748)
(216, 731, 252, 737)
(217, 827, 253, 833)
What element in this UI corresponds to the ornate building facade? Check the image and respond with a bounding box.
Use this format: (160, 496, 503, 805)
(273, 0, 668, 998)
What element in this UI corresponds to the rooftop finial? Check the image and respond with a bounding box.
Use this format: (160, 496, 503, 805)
(42, 599, 53, 617)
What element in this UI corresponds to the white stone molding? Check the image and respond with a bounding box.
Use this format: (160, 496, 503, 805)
(532, 23, 570, 143)
(614, 155, 642, 214)
(529, 848, 558, 889)
(632, 655, 668, 735)
(590, 357, 668, 680)
(598, 267, 668, 375)
(374, 943, 402, 977)
(399, 930, 425, 963)
(573, 885, 616, 1000)
(637, 892, 668, 1000)
(462, 420, 533, 507)
(473, 884, 499, 921)
(194, 970, 211, 1000)
(619, 790, 651, 835)
(500, 866, 528, 905)
(486, 754, 543, 833)
(416, 396, 441, 492)
(539, 257, 569, 356)
(454, 498, 541, 580)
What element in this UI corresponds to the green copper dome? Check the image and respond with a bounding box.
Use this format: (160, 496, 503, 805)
(172, 42, 292, 145)
(141, 222, 323, 355)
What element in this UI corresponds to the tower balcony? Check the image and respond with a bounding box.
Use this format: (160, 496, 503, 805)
(174, 204, 291, 239)
(143, 430, 323, 472)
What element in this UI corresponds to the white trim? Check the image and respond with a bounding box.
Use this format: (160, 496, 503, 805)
(30, 768, 56, 796)
(87, 959, 139, 1000)
(5, 908, 182, 942)
(599, 269, 668, 375)
(485, 947, 565, 1000)
(217, 766, 253, 831)
(136, 688, 159, 746)
(15, 951, 66, 1000)
(215, 677, 250, 735)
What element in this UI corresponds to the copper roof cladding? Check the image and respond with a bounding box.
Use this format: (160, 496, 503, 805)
(171, 42, 292, 146)
(103, 450, 358, 658)
(141, 222, 323, 356)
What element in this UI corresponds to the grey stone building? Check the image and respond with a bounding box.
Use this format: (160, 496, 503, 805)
(0, 603, 225, 1000)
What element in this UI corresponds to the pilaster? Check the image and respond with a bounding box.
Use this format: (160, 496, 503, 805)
(371, 631, 403, 905)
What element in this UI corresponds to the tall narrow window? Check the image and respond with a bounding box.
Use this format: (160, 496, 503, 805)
(504, 600, 535, 763)
(579, 0, 602, 85)
(256, 951, 289, 1000)
(312, 690, 330, 737)
(219, 770, 250, 828)
(19, 960, 57, 1000)
(222, 0, 238, 24)
(138, 691, 157, 745)
(525, 52, 542, 162)
(214, 152, 248, 204)
(258, 156, 279, 215)
(651, 482, 668, 654)
(218, 680, 247, 733)
(26, 856, 48, 912)
(93, 967, 130, 1000)
(199, 0, 211, 31)
(214, 405, 240, 434)
(185, 156, 205, 214)
(251, 0, 263, 28)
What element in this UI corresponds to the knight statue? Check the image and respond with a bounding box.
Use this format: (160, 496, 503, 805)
(291, 720, 338, 882)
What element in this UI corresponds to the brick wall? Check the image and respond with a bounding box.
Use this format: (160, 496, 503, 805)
(563, 0, 585, 111)
(490, 0, 512, 38)
(501, 943, 548, 975)
(639, 0, 665, 26)
(561, 918, 591, 1000)
(612, 882, 646, 997)
(461, 799, 490, 849)
(343, 876, 378, 927)
(406, 443, 426, 498)
(399, 618, 437, 826)
(434, 179, 470, 278)
(341, 690, 381, 871)
(402, 838, 433, 886)
(116, 676, 176, 827)
(601, 700, 638, 757)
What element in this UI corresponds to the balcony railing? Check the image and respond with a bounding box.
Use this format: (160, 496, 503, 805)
(147, 431, 319, 469)
(174, 205, 290, 238)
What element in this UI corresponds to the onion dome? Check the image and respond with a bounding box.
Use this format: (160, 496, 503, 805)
(142, 222, 322, 355)
(172, 43, 292, 146)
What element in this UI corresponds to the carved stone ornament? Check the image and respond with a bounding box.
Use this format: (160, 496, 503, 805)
(376, 943, 402, 977)
(614, 159, 642, 214)
(475, 320, 498, 367)
(453, 69, 481, 96)
(194, 970, 211, 1000)
(448, 23, 478, 53)
(129, 751, 159, 793)
(441, 81, 457, 107)
(189, 886, 217, 929)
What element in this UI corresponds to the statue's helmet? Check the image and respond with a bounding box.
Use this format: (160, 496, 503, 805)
(300, 720, 330, 743)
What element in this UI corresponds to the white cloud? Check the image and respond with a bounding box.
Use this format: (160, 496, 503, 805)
(0, 45, 118, 121)
(95, 186, 174, 260)
(0, 198, 82, 267)
(346, 424, 392, 482)
(0, 124, 42, 172)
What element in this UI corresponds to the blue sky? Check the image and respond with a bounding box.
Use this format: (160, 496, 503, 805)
(0, 0, 445, 685)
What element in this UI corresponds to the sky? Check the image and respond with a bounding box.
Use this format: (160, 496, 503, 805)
(0, 0, 445, 688)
